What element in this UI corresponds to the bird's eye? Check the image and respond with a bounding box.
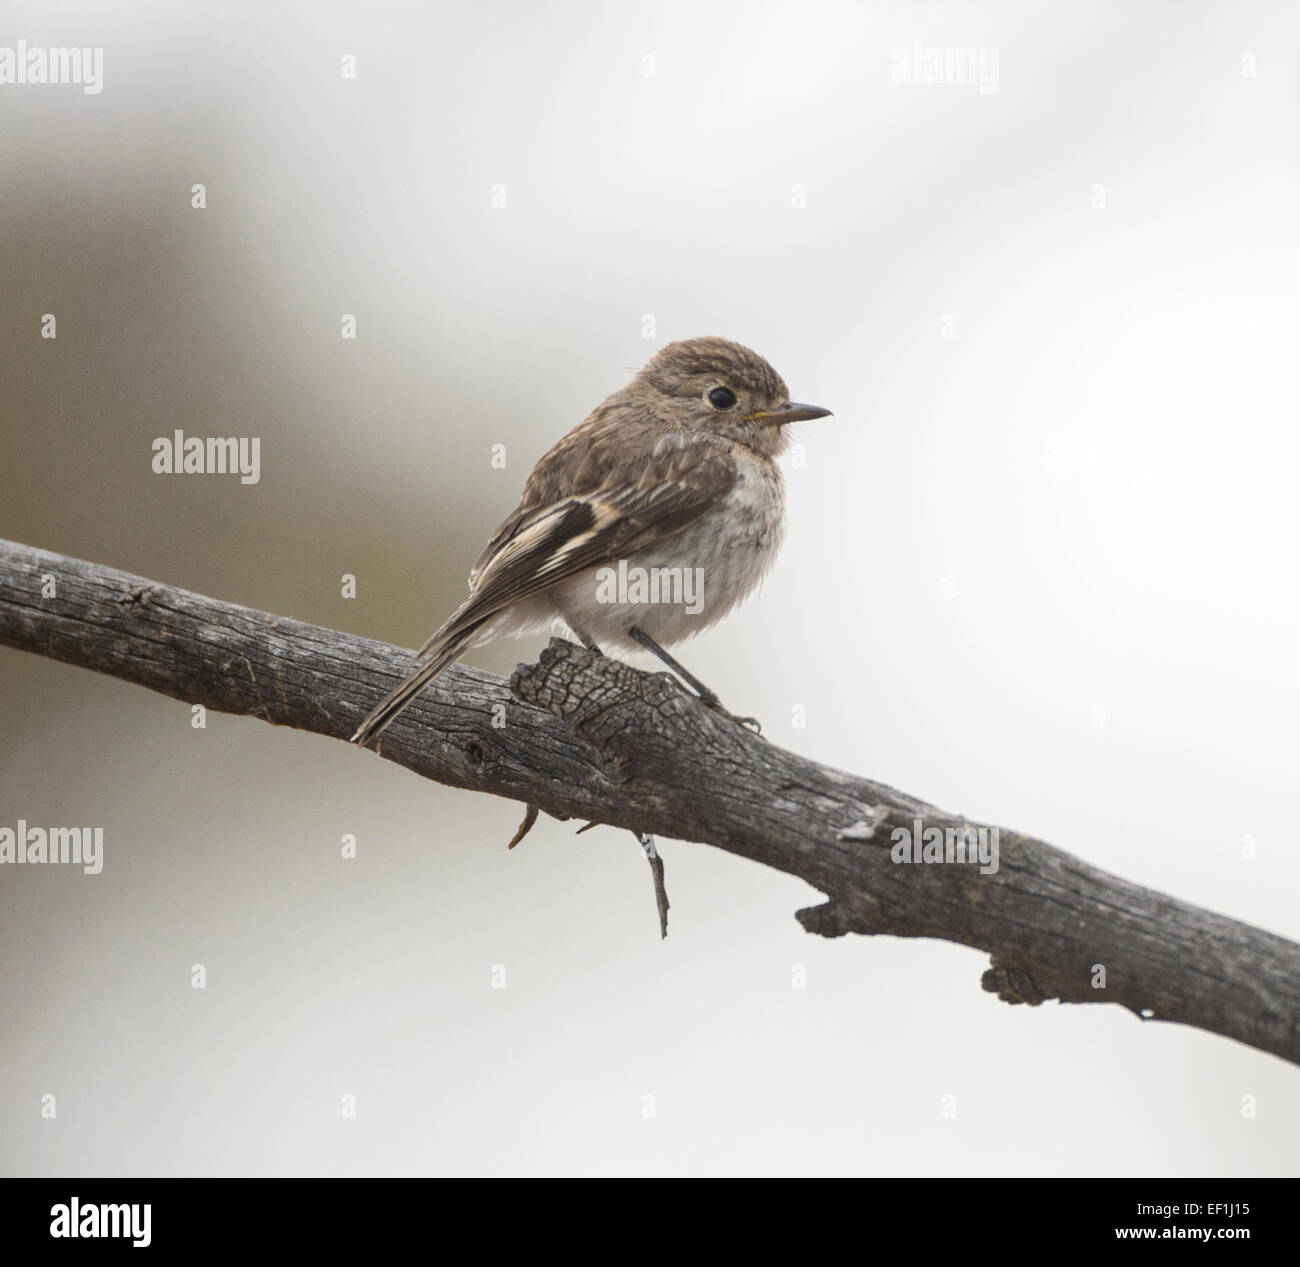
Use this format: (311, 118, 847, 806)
(707, 386, 738, 410)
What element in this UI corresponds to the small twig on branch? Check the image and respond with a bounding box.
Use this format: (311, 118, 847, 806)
(506, 803, 540, 850)
(2, 537, 1298, 1065)
(519, 802, 669, 935)
(639, 834, 670, 940)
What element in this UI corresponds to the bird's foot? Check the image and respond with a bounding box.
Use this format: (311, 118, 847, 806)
(697, 690, 761, 734)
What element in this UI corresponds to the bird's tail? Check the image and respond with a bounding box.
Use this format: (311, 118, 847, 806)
(350, 622, 481, 748)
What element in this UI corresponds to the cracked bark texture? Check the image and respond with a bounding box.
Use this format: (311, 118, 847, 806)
(2, 537, 1298, 1066)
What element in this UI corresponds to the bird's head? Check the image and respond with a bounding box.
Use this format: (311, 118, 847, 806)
(633, 336, 831, 457)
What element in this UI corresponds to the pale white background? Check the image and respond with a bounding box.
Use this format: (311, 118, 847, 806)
(2, 1, 1298, 1176)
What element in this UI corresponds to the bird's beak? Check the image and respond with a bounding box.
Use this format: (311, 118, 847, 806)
(746, 401, 833, 426)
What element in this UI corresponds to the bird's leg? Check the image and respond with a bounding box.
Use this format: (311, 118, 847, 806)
(626, 626, 717, 703)
(628, 626, 761, 732)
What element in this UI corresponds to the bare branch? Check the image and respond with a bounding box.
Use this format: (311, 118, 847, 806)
(2, 537, 1297, 1065)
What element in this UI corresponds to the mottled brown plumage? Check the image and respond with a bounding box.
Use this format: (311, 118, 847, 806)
(353, 337, 830, 746)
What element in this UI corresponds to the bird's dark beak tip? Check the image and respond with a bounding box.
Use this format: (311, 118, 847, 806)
(779, 402, 833, 423)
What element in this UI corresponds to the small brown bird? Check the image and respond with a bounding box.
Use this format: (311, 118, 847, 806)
(351, 337, 831, 747)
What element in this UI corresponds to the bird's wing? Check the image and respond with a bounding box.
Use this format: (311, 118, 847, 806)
(421, 437, 735, 657)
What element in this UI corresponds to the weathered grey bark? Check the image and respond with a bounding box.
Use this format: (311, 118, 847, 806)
(2, 537, 1297, 1065)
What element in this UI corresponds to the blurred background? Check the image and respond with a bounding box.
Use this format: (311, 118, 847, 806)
(2, 0, 1298, 1176)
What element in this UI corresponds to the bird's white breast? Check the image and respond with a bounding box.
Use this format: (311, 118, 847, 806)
(552, 453, 786, 651)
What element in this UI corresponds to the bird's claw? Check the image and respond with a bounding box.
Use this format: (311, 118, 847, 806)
(703, 697, 762, 733)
